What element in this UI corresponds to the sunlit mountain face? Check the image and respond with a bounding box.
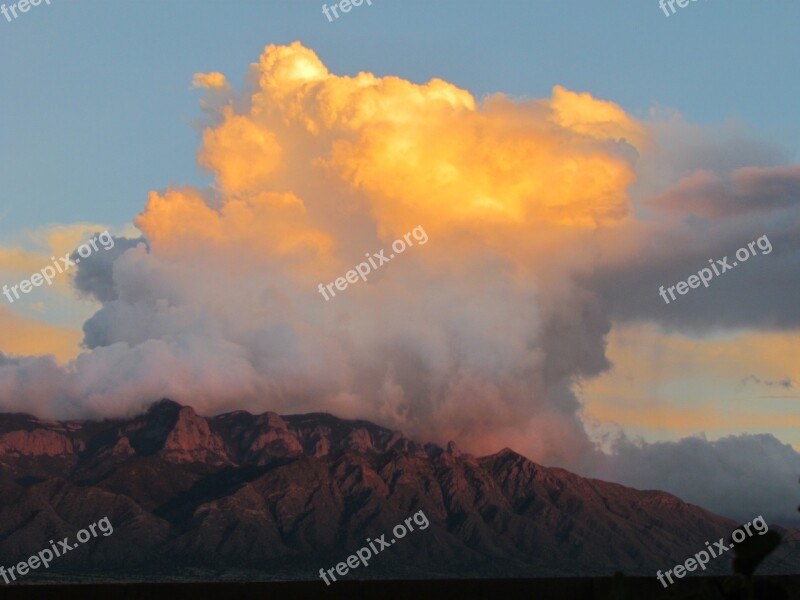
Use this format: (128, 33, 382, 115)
(5, 400, 797, 580)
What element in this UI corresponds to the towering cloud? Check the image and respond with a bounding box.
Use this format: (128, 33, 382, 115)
(1, 42, 798, 524)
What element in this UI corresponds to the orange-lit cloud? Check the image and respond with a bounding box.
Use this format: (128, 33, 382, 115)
(549, 85, 648, 148)
(192, 71, 229, 90)
(1, 42, 799, 524)
(198, 113, 284, 196)
(2, 43, 650, 468)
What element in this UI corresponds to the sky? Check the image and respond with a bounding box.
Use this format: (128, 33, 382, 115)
(1, 1, 799, 525)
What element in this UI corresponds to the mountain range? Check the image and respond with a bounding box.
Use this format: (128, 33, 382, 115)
(0, 399, 797, 581)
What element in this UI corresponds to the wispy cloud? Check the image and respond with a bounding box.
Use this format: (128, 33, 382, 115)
(740, 375, 794, 389)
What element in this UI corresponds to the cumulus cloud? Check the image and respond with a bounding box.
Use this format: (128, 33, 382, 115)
(192, 71, 230, 90)
(0, 42, 798, 522)
(0, 42, 646, 469)
(73, 235, 146, 303)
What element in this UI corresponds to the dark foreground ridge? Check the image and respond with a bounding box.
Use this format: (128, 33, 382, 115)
(0, 399, 798, 582)
(2, 577, 800, 600)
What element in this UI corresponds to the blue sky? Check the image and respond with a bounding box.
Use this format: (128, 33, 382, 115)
(1, 0, 799, 236)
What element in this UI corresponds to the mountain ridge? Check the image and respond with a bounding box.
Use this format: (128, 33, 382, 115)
(0, 399, 796, 580)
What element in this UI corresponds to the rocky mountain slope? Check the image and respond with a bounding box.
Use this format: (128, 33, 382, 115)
(0, 399, 796, 580)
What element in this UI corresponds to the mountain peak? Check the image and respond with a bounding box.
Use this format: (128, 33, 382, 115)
(145, 398, 183, 415)
(124, 399, 228, 463)
(446, 440, 462, 457)
(161, 404, 228, 464)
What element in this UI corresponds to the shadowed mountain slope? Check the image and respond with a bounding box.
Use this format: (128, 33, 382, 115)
(0, 399, 796, 580)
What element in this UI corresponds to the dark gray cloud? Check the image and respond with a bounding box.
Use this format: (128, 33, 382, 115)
(72, 235, 146, 302)
(0, 353, 20, 367)
(587, 164, 800, 332)
(740, 375, 794, 389)
(647, 165, 800, 218)
(590, 433, 800, 527)
(627, 117, 791, 207)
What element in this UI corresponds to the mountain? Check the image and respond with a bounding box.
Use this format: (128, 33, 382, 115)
(0, 399, 796, 581)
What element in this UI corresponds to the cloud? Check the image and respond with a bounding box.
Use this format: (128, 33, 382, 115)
(191, 72, 229, 90)
(586, 167, 800, 332)
(0, 43, 798, 523)
(584, 111, 800, 334)
(0, 42, 646, 470)
(740, 375, 794, 389)
(647, 165, 800, 218)
(592, 433, 800, 527)
(0, 353, 20, 367)
(72, 235, 146, 302)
